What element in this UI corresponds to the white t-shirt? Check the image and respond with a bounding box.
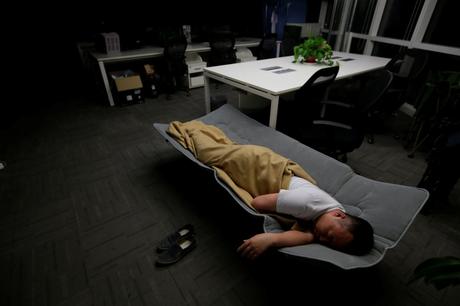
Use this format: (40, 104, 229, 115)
(276, 176, 345, 221)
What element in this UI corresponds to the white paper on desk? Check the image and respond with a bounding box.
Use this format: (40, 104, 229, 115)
(273, 68, 296, 74)
(261, 66, 282, 71)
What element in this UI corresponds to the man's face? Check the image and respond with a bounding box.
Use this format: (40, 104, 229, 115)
(314, 210, 353, 249)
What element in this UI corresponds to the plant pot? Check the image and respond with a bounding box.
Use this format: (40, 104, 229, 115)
(305, 56, 316, 63)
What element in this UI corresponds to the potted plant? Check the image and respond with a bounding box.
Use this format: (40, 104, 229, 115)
(293, 36, 334, 65)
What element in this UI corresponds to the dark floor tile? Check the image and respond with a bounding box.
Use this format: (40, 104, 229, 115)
(0, 85, 458, 306)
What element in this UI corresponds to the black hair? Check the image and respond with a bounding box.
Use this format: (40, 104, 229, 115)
(341, 214, 374, 255)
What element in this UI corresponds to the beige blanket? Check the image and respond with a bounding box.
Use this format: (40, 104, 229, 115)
(167, 120, 316, 208)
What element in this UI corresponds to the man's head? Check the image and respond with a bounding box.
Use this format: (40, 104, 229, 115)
(314, 210, 374, 255)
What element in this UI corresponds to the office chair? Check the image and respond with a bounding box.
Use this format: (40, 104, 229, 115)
(256, 33, 277, 60)
(296, 69, 393, 161)
(405, 71, 460, 158)
(277, 65, 340, 137)
(208, 28, 237, 66)
(281, 25, 301, 56)
(381, 48, 429, 115)
(417, 119, 460, 213)
(162, 31, 189, 99)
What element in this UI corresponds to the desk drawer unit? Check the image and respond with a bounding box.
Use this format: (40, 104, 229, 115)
(187, 62, 207, 88)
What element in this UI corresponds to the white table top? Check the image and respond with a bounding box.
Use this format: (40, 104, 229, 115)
(92, 46, 164, 62)
(204, 52, 391, 95)
(92, 37, 261, 63)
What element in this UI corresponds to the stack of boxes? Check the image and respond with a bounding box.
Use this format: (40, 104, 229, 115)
(110, 70, 144, 106)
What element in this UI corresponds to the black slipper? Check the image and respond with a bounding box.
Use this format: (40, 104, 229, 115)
(156, 236, 196, 266)
(157, 224, 195, 252)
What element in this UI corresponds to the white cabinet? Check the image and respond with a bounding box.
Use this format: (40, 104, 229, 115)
(186, 53, 207, 88)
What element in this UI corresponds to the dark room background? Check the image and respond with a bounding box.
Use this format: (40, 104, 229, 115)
(3, 0, 318, 126)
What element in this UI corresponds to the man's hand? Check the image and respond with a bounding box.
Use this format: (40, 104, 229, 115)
(237, 230, 315, 260)
(237, 233, 275, 260)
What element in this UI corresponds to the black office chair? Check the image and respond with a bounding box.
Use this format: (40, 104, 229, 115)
(380, 48, 429, 115)
(208, 28, 237, 66)
(256, 33, 277, 60)
(297, 69, 393, 161)
(281, 25, 301, 56)
(404, 71, 460, 157)
(162, 31, 189, 99)
(418, 120, 460, 213)
(277, 65, 340, 137)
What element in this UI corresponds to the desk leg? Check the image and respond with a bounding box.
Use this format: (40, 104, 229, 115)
(276, 41, 281, 58)
(98, 61, 115, 107)
(204, 74, 211, 113)
(269, 96, 279, 129)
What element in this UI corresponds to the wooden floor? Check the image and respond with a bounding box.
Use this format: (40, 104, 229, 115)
(1, 85, 459, 306)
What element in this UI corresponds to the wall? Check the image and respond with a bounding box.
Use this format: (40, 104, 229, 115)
(265, 0, 320, 39)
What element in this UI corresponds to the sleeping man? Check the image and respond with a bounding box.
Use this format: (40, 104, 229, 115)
(237, 175, 374, 259)
(167, 120, 374, 259)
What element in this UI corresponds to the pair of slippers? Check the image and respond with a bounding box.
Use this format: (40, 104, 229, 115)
(156, 224, 196, 266)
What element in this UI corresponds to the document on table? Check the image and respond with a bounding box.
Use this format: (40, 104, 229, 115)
(272, 68, 296, 74)
(261, 66, 283, 71)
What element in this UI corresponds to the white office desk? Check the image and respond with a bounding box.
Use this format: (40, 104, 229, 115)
(203, 51, 390, 128)
(91, 38, 261, 106)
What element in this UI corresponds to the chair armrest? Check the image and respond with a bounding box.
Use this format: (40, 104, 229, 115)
(320, 100, 354, 108)
(313, 120, 353, 130)
(319, 100, 355, 121)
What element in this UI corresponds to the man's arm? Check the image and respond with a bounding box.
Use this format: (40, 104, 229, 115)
(251, 193, 278, 213)
(237, 230, 315, 260)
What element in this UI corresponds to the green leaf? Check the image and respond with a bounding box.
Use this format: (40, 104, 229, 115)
(292, 36, 333, 65)
(409, 256, 460, 290)
(427, 272, 460, 290)
(412, 257, 460, 278)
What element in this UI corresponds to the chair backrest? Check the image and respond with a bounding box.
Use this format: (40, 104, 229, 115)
(163, 28, 187, 61)
(357, 69, 394, 114)
(162, 29, 188, 94)
(383, 48, 428, 113)
(208, 28, 236, 66)
(386, 48, 428, 80)
(281, 25, 301, 56)
(295, 65, 340, 103)
(277, 66, 339, 132)
(257, 34, 277, 60)
(164, 39, 187, 60)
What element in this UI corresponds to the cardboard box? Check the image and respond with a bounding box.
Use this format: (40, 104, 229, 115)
(111, 71, 144, 106)
(142, 64, 159, 98)
(117, 88, 144, 105)
(114, 75, 143, 92)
